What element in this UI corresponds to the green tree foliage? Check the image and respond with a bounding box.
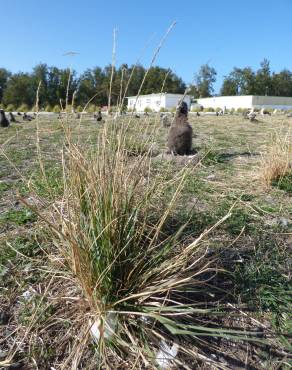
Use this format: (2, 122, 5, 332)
(220, 77, 239, 96)
(0, 68, 11, 103)
(221, 67, 253, 95)
(188, 84, 200, 98)
(0, 63, 185, 109)
(31, 64, 49, 107)
(3, 73, 35, 107)
(77, 68, 103, 107)
(255, 59, 272, 95)
(2, 60, 292, 109)
(76, 64, 186, 107)
(0, 64, 186, 109)
(41, 66, 77, 108)
(221, 59, 292, 97)
(271, 69, 292, 96)
(195, 64, 217, 97)
(141, 67, 186, 95)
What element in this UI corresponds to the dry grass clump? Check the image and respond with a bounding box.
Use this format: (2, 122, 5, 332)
(1, 114, 278, 369)
(22, 120, 256, 369)
(259, 130, 292, 189)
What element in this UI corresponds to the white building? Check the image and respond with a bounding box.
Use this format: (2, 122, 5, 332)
(127, 93, 191, 112)
(193, 95, 292, 110)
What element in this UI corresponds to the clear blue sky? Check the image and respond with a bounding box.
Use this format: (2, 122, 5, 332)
(2, 0, 292, 92)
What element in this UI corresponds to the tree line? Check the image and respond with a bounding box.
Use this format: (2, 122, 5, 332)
(191, 59, 292, 98)
(0, 64, 185, 111)
(220, 59, 292, 97)
(1, 59, 292, 111)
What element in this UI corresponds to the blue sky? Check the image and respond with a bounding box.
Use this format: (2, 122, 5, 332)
(2, 0, 292, 92)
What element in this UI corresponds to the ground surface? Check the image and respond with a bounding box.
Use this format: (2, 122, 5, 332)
(0, 113, 291, 369)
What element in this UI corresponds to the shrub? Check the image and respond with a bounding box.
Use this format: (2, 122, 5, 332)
(203, 107, 215, 112)
(144, 106, 153, 113)
(63, 104, 74, 113)
(191, 106, 202, 112)
(237, 108, 248, 114)
(45, 105, 52, 112)
(86, 104, 96, 113)
(53, 105, 61, 113)
(264, 108, 273, 113)
(18, 103, 29, 112)
(107, 106, 117, 113)
(215, 107, 222, 112)
(76, 105, 83, 112)
(6, 104, 16, 112)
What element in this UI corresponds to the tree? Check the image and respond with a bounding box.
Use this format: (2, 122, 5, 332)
(47, 67, 61, 107)
(195, 64, 217, 97)
(3, 73, 35, 107)
(220, 77, 239, 96)
(31, 63, 49, 108)
(46, 67, 77, 108)
(58, 68, 78, 108)
(255, 59, 272, 95)
(6, 60, 292, 108)
(272, 69, 292, 96)
(235, 67, 256, 95)
(220, 67, 256, 95)
(0, 63, 189, 109)
(187, 84, 199, 98)
(0, 68, 11, 103)
(141, 67, 185, 95)
(126, 64, 145, 97)
(77, 67, 107, 107)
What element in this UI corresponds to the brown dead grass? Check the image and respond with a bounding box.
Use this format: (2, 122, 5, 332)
(259, 129, 292, 188)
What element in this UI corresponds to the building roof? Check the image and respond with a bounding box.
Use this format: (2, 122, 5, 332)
(197, 95, 292, 99)
(127, 93, 189, 99)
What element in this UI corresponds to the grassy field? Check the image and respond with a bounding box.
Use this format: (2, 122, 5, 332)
(0, 113, 291, 369)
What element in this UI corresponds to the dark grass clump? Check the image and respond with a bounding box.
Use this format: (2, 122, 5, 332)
(271, 173, 292, 193)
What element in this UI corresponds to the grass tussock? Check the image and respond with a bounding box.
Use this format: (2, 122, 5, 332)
(1, 113, 291, 368)
(26, 121, 251, 369)
(259, 130, 292, 190)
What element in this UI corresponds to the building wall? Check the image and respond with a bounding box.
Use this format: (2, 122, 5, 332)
(196, 96, 253, 109)
(128, 95, 164, 112)
(195, 95, 292, 110)
(252, 96, 292, 110)
(164, 95, 191, 110)
(127, 94, 190, 112)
